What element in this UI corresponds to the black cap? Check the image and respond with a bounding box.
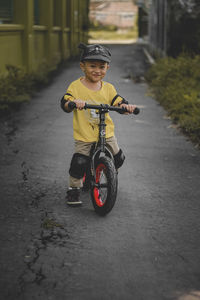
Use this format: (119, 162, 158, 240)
(78, 43, 111, 63)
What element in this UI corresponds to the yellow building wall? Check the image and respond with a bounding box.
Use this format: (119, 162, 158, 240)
(0, 25, 24, 72)
(33, 28, 47, 71)
(0, 0, 89, 73)
(51, 30, 62, 67)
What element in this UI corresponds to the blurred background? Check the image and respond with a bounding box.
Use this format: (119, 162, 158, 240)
(0, 0, 200, 74)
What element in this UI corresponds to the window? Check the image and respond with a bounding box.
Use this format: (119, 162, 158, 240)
(96, 12, 107, 21)
(119, 12, 134, 20)
(53, 0, 60, 26)
(66, 0, 71, 28)
(0, 0, 13, 24)
(34, 0, 40, 25)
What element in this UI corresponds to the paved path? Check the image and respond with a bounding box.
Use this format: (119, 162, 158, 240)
(1, 43, 200, 300)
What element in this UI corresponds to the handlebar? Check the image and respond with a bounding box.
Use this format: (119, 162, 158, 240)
(68, 101, 140, 115)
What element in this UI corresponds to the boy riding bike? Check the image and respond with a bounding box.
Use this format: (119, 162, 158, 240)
(61, 43, 137, 206)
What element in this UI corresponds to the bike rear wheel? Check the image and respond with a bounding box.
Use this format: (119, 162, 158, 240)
(91, 156, 118, 216)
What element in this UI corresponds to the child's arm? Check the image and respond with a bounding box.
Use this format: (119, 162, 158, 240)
(72, 99, 86, 110)
(110, 89, 136, 114)
(118, 99, 137, 114)
(61, 98, 86, 112)
(119, 103, 137, 114)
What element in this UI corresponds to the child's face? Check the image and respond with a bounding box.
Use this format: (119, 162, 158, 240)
(80, 60, 109, 83)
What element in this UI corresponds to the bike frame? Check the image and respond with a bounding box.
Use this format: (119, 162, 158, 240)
(85, 104, 114, 182)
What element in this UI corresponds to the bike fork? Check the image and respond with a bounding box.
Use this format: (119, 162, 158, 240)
(98, 110, 107, 153)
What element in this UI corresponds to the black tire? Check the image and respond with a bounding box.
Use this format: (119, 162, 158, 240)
(82, 161, 91, 191)
(91, 156, 118, 216)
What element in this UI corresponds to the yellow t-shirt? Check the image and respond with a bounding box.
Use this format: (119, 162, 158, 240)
(64, 78, 123, 142)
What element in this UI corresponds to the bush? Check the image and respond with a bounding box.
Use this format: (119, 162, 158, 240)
(0, 63, 50, 111)
(146, 54, 200, 146)
(89, 21, 118, 32)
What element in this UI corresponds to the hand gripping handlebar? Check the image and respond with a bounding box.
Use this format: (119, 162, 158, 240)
(68, 101, 140, 115)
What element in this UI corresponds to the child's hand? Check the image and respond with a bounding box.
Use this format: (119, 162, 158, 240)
(120, 104, 137, 114)
(74, 99, 86, 110)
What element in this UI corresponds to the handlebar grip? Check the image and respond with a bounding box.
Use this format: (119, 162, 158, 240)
(121, 106, 140, 115)
(133, 107, 140, 115)
(68, 101, 76, 110)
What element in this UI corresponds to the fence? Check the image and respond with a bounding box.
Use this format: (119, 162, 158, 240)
(148, 0, 167, 56)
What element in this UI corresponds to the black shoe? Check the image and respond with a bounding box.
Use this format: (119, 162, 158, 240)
(66, 188, 82, 206)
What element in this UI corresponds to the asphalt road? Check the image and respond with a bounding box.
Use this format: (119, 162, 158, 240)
(1, 43, 200, 300)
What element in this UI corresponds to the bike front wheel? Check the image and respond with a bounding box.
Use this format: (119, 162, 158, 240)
(91, 156, 118, 216)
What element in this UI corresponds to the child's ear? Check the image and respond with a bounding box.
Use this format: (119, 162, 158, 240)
(80, 62, 85, 71)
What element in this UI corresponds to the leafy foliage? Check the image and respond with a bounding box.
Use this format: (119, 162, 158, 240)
(146, 54, 200, 146)
(0, 63, 50, 111)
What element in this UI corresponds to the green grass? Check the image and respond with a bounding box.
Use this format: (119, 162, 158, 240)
(146, 54, 200, 147)
(89, 19, 138, 41)
(89, 29, 138, 40)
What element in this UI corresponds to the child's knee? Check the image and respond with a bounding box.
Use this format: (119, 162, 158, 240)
(69, 153, 89, 179)
(114, 149, 125, 169)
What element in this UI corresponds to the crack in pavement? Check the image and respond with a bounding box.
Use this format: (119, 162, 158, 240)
(21, 161, 30, 182)
(18, 212, 70, 294)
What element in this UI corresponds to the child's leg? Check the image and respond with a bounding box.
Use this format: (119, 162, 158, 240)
(105, 136, 120, 155)
(67, 141, 93, 206)
(69, 140, 93, 188)
(106, 136, 125, 169)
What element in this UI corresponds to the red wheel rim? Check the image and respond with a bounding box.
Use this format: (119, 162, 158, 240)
(94, 163, 106, 207)
(83, 173, 86, 184)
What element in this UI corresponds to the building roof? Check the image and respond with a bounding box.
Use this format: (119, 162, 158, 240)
(90, 1, 137, 12)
